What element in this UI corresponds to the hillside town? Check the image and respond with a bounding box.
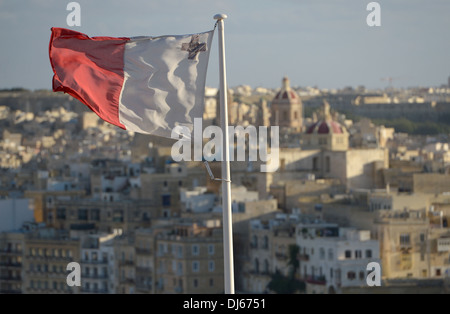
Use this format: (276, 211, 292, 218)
(0, 77, 450, 294)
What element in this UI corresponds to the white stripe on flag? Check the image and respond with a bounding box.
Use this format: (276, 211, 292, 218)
(118, 31, 214, 139)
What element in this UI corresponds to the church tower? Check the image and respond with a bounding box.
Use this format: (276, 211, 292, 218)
(270, 77, 303, 131)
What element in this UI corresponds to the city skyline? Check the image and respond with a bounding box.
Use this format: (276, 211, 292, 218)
(0, 0, 450, 91)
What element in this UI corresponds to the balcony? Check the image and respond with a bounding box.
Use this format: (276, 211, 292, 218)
(0, 249, 22, 255)
(306, 275, 326, 285)
(82, 274, 108, 280)
(136, 284, 153, 292)
(81, 288, 109, 294)
(136, 266, 152, 273)
(0, 275, 22, 281)
(0, 289, 22, 294)
(275, 252, 287, 261)
(298, 254, 309, 262)
(81, 259, 108, 265)
(120, 278, 135, 285)
(136, 248, 153, 255)
(0, 262, 22, 268)
(119, 260, 134, 266)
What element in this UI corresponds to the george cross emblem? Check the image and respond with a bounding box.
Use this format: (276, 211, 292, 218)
(181, 35, 206, 60)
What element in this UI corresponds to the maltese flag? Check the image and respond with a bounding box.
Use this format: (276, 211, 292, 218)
(49, 27, 214, 139)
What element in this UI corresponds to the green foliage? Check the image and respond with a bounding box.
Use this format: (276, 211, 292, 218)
(267, 245, 306, 294)
(267, 270, 305, 294)
(287, 244, 299, 276)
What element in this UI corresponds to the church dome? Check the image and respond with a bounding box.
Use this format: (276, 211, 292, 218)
(305, 100, 346, 134)
(272, 77, 300, 104)
(306, 120, 345, 134)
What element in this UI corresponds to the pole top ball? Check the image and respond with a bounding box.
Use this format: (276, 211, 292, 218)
(214, 14, 228, 20)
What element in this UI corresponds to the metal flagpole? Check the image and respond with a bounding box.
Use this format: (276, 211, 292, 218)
(214, 13, 235, 294)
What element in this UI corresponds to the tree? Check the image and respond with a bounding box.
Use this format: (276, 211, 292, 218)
(266, 244, 305, 294)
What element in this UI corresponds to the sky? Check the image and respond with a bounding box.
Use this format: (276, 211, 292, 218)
(0, 0, 449, 91)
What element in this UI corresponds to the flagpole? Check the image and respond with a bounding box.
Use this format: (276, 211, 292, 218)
(214, 13, 235, 294)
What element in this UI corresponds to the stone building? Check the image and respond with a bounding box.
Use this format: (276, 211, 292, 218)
(270, 77, 303, 131)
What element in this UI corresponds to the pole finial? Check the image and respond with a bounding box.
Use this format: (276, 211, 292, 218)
(214, 14, 228, 20)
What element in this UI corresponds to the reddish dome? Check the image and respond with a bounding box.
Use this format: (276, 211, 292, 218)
(272, 77, 300, 104)
(306, 120, 345, 134)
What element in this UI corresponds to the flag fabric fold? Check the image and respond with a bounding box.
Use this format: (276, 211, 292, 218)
(49, 27, 214, 139)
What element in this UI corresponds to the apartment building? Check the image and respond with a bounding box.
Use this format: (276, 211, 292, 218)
(296, 223, 380, 294)
(0, 232, 25, 294)
(22, 229, 81, 294)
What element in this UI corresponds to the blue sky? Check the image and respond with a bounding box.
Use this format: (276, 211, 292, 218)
(0, 0, 449, 90)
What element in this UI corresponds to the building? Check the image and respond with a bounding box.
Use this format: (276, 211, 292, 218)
(375, 209, 450, 279)
(50, 197, 154, 234)
(22, 228, 81, 294)
(303, 101, 349, 151)
(135, 228, 155, 294)
(114, 234, 136, 294)
(270, 77, 303, 131)
(80, 233, 116, 294)
(0, 232, 25, 294)
(0, 198, 34, 232)
(296, 223, 380, 294)
(154, 220, 224, 294)
(244, 213, 298, 293)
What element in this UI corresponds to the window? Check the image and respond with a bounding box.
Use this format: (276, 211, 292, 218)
(192, 245, 199, 256)
(436, 269, 442, 276)
(400, 234, 411, 246)
(347, 271, 356, 280)
(319, 248, 325, 260)
(325, 156, 330, 173)
(355, 250, 362, 259)
(328, 249, 334, 261)
(313, 157, 319, 171)
(209, 278, 214, 287)
(294, 111, 298, 119)
(251, 235, 258, 249)
(420, 233, 425, 243)
(192, 261, 199, 272)
(345, 250, 352, 259)
(78, 209, 88, 220)
(359, 271, 365, 280)
(91, 209, 100, 221)
(365, 249, 372, 258)
(208, 244, 214, 255)
(56, 208, 66, 220)
(193, 279, 198, 288)
(208, 261, 215, 272)
(162, 194, 171, 207)
(263, 236, 269, 249)
(264, 259, 269, 274)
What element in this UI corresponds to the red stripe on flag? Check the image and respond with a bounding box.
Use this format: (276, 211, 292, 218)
(49, 28, 130, 129)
